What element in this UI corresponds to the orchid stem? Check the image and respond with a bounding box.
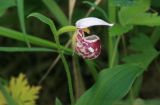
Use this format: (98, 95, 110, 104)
(108, 0, 117, 68)
(110, 36, 121, 68)
(50, 24, 75, 105)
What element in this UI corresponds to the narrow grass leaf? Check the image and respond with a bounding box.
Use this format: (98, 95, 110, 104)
(16, 0, 26, 33)
(0, 47, 57, 52)
(0, 83, 18, 105)
(0, 27, 72, 55)
(16, 0, 30, 47)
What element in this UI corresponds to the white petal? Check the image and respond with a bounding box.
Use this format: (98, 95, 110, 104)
(76, 17, 114, 28)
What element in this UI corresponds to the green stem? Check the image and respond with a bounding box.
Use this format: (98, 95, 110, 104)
(110, 36, 121, 68)
(85, 60, 98, 81)
(108, 0, 117, 68)
(50, 25, 75, 105)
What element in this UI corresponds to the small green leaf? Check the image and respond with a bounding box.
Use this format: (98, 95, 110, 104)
(75, 64, 142, 105)
(57, 26, 76, 36)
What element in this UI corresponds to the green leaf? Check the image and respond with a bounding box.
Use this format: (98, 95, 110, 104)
(16, 0, 26, 33)
(119, 0, 151, 25)
(123, 34, 159, 69)
(57, 26, 76, 36)
(0, 27, 72, 55)
(75, 64, 142, 105)
(16, 0, 30, 47)
(42, 0, 68, 26)
(125, 13, 160, 26)
(0, 0, 16, 17)
(0, 47, 57, 52)
(28, 13, 53, 28)
(110, 24, 133, 36)
(55, 98, 63, 105)
(28, 13, 59, 37)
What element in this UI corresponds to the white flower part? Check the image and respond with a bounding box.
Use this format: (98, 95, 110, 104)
(76, 17, 114, 29)
(84, 35, 100, 43)
(88, 47, 94, 53)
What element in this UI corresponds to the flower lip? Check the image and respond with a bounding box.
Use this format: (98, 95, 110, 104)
(76, 17, 114, 29)
(84, 35, 100, 43)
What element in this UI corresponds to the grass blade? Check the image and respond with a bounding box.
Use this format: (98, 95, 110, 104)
(42, 0, 68, 26)
(0, 26, 72, 55)
(16, 0, 31, 47)
(0, 47, 57, 52)
(0, 83, 18, 105)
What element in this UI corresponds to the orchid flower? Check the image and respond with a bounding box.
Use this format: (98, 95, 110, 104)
(72, 17, 113, 59)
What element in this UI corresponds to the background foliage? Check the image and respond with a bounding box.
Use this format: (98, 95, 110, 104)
(0, 0, 160, 105)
